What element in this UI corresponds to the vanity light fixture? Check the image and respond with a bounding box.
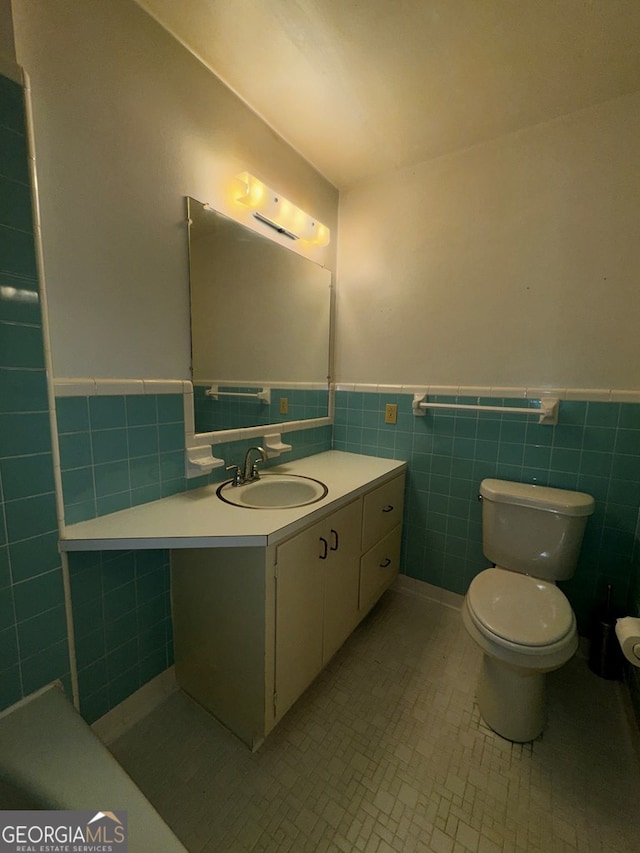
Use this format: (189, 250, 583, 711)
(236, 172, 330, 247)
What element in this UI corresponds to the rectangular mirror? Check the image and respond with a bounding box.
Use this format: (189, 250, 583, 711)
(187, 198, 332, 436)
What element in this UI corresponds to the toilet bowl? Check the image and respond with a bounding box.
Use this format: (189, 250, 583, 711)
(462, 479, 594, 742)
(463, 567, 578, 741)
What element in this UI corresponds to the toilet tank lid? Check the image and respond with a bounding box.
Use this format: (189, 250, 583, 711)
(480, 479, 595, 517)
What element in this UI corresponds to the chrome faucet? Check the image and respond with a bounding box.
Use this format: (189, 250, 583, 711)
(242, 446, 268, 483)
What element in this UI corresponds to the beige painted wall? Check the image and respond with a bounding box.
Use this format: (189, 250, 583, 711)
(12, 0, 639, 391)
(11, 0, 337, 380)
(336, 91, 640, 391)
(0, 1, 15, 63)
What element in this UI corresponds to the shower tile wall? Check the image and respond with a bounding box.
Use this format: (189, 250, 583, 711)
(56, 389, 331, 721)
(0, 72, 71, 712)
(334, 391, 640, 632)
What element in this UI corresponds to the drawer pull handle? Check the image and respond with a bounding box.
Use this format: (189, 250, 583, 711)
(330, 529, 339, 551)
(379, 558, 391, 568)
(382, 505, 394, 513)
(319, 537, 328, 560)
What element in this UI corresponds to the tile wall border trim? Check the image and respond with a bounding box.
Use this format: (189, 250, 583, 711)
(54, 378, 333, 396)
(54, 378, 190, 396)
(335, 383, 640, 403)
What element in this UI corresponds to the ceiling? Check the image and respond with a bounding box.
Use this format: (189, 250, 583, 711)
(137, 0, 640, 190)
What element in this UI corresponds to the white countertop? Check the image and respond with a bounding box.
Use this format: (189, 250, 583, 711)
(60, 451, 407, 551)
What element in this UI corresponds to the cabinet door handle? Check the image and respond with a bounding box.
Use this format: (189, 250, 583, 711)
(383, 505, 394, 513)
(330, 529, 339, 551)
(319, 537, 328, 560)
(379, 558, 391, 568)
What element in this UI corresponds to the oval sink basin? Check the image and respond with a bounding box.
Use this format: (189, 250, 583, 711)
(217, 474, 328, 509)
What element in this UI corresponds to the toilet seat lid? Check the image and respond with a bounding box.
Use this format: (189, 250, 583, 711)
(467, 568, 574, 646)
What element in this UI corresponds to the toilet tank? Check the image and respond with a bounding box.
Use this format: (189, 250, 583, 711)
(480, 479, 595, 581)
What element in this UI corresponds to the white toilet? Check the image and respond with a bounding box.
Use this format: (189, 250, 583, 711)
(462, 478, 595, 742)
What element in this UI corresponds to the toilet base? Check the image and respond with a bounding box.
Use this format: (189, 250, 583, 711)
(477, 654, 545, 742)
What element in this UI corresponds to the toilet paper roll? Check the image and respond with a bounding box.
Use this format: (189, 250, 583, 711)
(615, 617, 640, 667)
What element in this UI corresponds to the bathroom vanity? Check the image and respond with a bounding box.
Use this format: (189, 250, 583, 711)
(60, 451, 406, 748)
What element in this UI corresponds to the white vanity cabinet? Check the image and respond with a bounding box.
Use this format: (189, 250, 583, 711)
(171, 471, 405, 748)
(60, 452, 406, 750)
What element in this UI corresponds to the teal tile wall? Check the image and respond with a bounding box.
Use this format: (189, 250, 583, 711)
(0, 72, 71, 712)
(211, 424, 332, 474)
(56, 387, 331, 722)
(67, 548, 173, 723)
(194, 384, 329, 433)
(56, 392, 333, 524)
(56, 393, 187, 524)
(55, 390, 185, 722)
(334, 391, 640, 633)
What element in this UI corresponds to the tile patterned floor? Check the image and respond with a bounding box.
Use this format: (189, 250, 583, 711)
(111, 588, 640, 852)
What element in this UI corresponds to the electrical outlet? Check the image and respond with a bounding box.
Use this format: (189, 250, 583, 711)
(279, 397, 289, 414)
(384, 403, 398, 424)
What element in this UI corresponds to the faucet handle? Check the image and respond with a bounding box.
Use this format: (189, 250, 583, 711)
(250, 457, 264, 480)
(226, 464, 242, 486)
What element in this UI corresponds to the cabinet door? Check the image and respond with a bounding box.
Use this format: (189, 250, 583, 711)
(274, 516, 327, 720)
(323, 498, 363, 662)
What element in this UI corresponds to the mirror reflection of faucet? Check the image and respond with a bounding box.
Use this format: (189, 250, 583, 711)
(225, 446, 268, 486)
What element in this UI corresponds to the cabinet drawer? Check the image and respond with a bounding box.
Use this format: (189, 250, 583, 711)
(359, 525, 402, 613)
(361, 474, 405, 553)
